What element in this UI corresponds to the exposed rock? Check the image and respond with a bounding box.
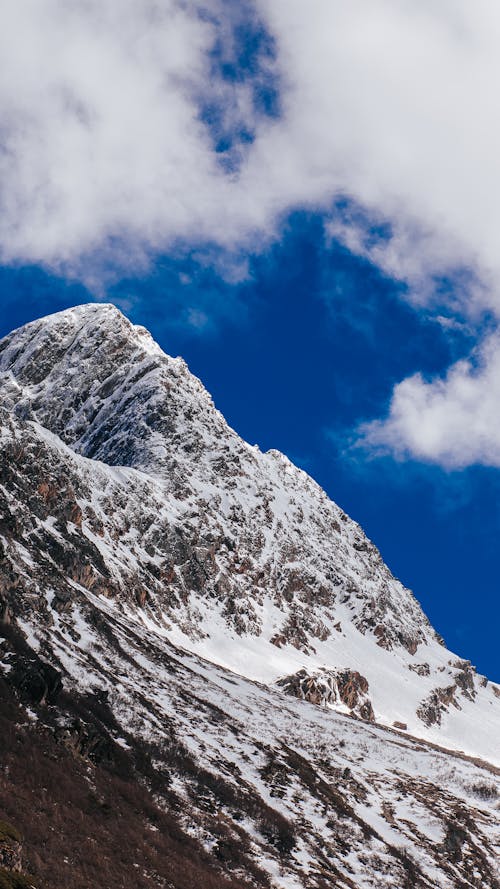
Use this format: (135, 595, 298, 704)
(7, 655, 63, 706)
(452, 659, 477, 700)
(0, 822, 22, 874)
(409, 662, 430, 677)
(417, 685, 459, 727)
(442, 813, 468, 863)
(55, 719, 116, 765)
(277, 667, 375, 722)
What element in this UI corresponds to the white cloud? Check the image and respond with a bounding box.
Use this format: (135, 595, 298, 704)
(360, 335, 500, 468)
(2, 0, 500, 293)
(243, 1, 500, 312)
(0, 0, 270, 272)
(4, 1, 500, 465)
(242, 0, 500, 466)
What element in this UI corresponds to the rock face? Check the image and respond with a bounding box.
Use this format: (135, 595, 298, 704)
(277, 668, 375, 722)
(0, 304, 499, 889)
(0, 822, 22, 874)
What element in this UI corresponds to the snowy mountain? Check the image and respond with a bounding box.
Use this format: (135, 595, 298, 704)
(0, 303, 499, 888)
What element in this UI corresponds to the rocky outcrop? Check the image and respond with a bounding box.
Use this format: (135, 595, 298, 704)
(0, 821, 36, 889)
(276, 667, 375, 721)
(417, 685, 460, 726)
(0, 822, 22, 874)
(452, 659, 477, 700)
(417, 661, 483, 727)
(6, 654, 62, 707)
(409, 662, 430, 676)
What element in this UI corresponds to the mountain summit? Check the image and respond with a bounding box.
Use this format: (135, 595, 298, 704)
(1, 304, 499, 888)
(1, 303, 497, 755)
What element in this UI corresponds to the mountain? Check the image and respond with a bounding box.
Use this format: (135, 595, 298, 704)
(0, 303, 499, 889)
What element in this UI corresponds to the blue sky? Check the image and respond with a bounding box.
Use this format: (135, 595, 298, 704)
(1, 2, 500, 680)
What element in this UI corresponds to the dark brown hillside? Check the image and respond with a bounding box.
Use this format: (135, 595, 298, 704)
(0, 674, 260, 889)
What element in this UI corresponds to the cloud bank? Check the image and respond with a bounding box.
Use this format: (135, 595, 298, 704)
(3, 1, 500, 466)
(0, 0, 276, 270)
(3, 1, 500, 283)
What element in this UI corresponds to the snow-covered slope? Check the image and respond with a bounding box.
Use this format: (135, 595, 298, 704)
(1, 302, 499, 768)
(1, 303, 500, 887)
(3, 585, 499, 889)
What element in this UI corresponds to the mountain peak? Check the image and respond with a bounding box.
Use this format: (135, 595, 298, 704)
(0, 301, 162, 366)
(1, 304, 499, 768)
(0, 300, 198, 471)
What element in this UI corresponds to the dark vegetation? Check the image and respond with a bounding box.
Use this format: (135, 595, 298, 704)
(0, 608, 301, 889)
(0, 870, 35, 889)
(0, 618, 265, 889)
(0, 824, 20, 845)
(0, 675, 263, 889)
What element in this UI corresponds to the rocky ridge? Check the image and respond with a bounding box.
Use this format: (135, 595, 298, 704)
(0, 303, 431, 652)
